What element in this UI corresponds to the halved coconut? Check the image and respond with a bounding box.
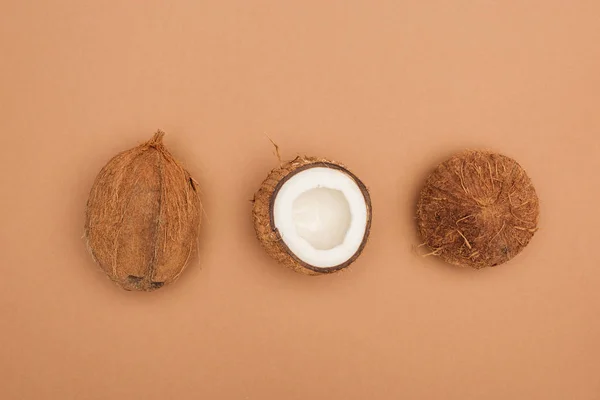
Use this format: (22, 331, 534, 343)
(252, 156, 372, 275)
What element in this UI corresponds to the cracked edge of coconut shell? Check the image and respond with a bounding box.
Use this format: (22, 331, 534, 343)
(252, 156, 372, 275)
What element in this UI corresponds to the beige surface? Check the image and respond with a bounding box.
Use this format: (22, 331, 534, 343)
(1, 1, 599, 399)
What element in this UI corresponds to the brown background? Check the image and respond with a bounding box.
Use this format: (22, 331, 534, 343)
(1, 1, 600, 399)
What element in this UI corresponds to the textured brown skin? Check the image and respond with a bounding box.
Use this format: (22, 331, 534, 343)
(252, 156, 372, 275)
(417, 150, 539, 269)
(84, 131, 201, 291)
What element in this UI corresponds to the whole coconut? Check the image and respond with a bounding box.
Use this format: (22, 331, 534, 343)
(85, 131, 201, 291)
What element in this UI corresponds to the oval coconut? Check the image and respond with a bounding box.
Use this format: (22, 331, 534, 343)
(84, 131, 201, 291)
(253, 156, 372, 275)
(416, 150, 539, 268)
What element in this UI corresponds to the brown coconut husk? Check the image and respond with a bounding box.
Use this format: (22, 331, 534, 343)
(252, 156, 372, 275)
(416, 150, 539, 269)
(84, 131, 201, 291)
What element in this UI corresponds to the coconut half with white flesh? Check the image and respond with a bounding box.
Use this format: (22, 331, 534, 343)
(253, 156, 372, 275)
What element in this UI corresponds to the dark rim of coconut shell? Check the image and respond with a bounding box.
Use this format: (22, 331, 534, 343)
(268, 162, 372, 274)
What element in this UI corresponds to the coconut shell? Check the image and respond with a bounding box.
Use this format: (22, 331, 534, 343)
(416, 150, 539, 269)
(253, 156, 372, 275)
(84, 131, 201, 291)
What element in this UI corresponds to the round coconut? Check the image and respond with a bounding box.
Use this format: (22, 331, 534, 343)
(416, 150, 539, 268)
(84, 131, 201, 291)
(252, 156, 372, 275)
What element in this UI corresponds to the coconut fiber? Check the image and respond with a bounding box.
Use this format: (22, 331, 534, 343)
(417, 150, 539, 268)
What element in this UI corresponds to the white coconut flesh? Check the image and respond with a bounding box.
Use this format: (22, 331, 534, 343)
(272, 167, 369, 268)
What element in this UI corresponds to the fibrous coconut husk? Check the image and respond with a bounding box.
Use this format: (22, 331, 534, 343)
(84, 131, 201, 291)
(252, 156, 372, 275)
(416, 150, 539, 268)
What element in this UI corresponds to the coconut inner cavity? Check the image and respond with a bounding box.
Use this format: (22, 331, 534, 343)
(292, 188, 351, 250)
(272, 166, 369, 268)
